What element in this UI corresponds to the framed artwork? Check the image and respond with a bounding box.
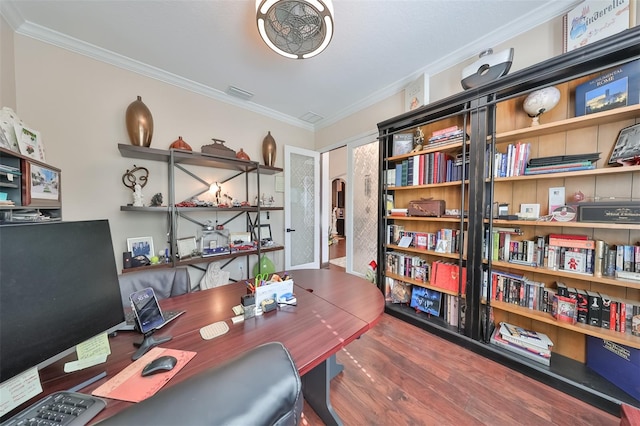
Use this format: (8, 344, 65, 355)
(563, 0, 635, 53)
(608, 123, 640, 165)
(127, 236, 155, 259)
(251, 223, 272, 241)
(22, 161, 61, 206)
(15, 125, 46, 162)
(519, 203, 541, 219)
(176, 236, 198, 259)
(404, 73, 429, 112)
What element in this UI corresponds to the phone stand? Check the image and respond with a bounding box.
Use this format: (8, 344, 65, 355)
(131, 331, 172, 361)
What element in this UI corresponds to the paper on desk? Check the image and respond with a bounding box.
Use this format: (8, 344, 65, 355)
(92, 347, 196, 403)
(76, 333, 111, 359)
(0, 367, 42, 417)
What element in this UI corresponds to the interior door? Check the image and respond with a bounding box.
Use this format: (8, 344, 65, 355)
(284, 145, 320, 270)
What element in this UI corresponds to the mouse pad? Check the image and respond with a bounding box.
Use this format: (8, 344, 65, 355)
(92, 347, 196, 402)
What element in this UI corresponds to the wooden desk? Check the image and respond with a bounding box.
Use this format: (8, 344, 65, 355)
(32, 269, 383, 425)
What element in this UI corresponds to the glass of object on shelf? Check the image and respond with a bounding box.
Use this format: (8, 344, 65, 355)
(523, 86, 560, 126)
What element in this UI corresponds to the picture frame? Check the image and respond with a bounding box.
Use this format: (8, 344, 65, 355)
(22, 161, 61, 206)
(15, 124, 46, 162)
(251, 223, 272, 241)
(404, 73, 429, 112)
(519, 203, 540, 219)
(127, 236, 154, 259)
(608, 123, 640, 165)
(563, 0, 635, 53)
(176, 236, 198, 259)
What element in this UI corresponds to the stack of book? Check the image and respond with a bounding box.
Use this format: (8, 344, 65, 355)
(524, 152, 600, 175)
(427, 126, 465, 147)
(490, 321, 553, 366)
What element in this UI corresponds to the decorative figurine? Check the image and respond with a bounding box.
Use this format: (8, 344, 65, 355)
(133, 184, 144, 207)
(150, 193, 163, 207)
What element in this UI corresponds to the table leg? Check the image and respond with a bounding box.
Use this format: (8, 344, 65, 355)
(328, 353, 344, 380)
(302, 357, 343, 426)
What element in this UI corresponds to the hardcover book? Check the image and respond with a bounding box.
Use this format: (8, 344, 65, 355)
(575, 59, 640, 117)
(499, 322, 553, 352)
(410, 286, 442, 316)
(490, 328, 551, 366)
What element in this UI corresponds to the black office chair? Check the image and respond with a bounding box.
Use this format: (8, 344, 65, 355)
(118, 267, 191, 307)
(95, 342, 303, 426)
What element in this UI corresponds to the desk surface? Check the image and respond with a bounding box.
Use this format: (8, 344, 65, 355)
(30, 269, 384, 423)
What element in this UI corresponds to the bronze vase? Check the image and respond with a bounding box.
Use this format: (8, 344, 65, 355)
(262, 131, 276, 166)
(126, 95, 154, 147)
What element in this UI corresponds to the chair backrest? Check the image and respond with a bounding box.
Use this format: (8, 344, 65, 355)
(118, 267, 190, 307)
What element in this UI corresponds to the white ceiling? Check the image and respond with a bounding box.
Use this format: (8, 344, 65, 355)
(1, 0, 580, 130)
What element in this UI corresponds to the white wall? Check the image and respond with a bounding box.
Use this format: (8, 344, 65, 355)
(11, 35, 314, 278)
(0, 15, 16, 109)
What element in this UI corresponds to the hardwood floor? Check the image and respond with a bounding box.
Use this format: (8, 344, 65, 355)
(301, 313, 620, 426)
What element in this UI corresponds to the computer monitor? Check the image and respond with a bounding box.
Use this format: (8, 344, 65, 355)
(0, 220, 126, 384)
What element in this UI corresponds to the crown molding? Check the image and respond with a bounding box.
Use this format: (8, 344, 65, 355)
(313, 0, 581, 130)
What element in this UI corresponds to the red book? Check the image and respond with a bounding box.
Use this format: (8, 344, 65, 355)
(610, 302, 617, 330)
(619, 302, 626, 333)
(548, 233, 589, 240)
(418, 154, 425, 185)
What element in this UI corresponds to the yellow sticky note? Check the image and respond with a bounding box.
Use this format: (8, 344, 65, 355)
(76, 333, 111, 359)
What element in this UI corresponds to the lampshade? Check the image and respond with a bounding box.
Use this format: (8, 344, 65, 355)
(256, 0, 334, 59)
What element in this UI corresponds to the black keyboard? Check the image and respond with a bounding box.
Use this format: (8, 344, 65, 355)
(1, 391, 106, 426)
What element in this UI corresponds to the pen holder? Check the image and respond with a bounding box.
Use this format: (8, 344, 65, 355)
(254, 279, 294, 310)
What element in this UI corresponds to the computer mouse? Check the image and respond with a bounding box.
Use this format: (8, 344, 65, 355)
(141, 355, 177, 376)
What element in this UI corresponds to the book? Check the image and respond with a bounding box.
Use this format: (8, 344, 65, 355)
(524, 164, 595, 175)
(490, 328, 551, 366)
(499, 322, 553, 350)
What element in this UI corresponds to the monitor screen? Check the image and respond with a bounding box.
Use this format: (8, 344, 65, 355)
(0, 220, 125, 383)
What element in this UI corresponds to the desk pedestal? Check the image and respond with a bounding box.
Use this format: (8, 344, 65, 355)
(302, 355, 342, 426)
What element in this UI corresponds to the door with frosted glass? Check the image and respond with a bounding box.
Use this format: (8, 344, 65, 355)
(346, 140, 379, 277)
(284, 146, 320, 270)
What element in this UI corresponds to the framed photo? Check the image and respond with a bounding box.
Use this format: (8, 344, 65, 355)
(22, 161, 61, 206)
(392, 133, 413, 157)
(563, 0, 635, 53)
(608, 124, 640, 165)
(519, 203, 540, 219)
(176, 236, 198, 259)
(127, 236, 154, 259)
(251, 223, 272, 242)
(404, 73, 429, 112)
(15, 124, 46, 162)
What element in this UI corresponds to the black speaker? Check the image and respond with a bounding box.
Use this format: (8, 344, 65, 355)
(123, 252, 132, 269)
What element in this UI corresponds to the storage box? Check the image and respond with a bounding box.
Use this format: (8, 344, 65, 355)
(408, 198, 445, 217)
(577, 202, 640, 224)
(587, 337, 640, 401)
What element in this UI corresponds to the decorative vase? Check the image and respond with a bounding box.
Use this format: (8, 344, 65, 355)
(236, 148, 250, 161)
(169, 136, 192, 151)
(262, 131, 276, 166)
(253, 254, 275, 276)
(125, 95, 154, 147)
(523, 87, 560, 126)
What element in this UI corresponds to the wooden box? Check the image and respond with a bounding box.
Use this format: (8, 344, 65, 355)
(408, 198, 445, 217)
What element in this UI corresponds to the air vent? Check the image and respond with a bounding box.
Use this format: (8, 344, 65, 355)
(299, 111, 323, 123)
(227, 86, 254, 101)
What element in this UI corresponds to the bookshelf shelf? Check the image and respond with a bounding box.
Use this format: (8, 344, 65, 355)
(386, 272, 459, 296)
(491, 300, 640, 349)
(489, 260, 640, 290)
(489, 164, 640, 182)
(387, 244, 462, 260)
(487, 219, 640, 231)
(388, 180, 467, 190)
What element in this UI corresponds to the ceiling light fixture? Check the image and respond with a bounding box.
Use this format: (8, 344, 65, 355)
(256, 0, 334, 59)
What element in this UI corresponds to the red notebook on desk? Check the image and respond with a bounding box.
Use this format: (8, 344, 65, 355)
(92, 347, 196, 403)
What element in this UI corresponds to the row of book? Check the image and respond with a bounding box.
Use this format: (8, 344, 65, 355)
(389, 151, 468, 187)
(485, 269, 639, 336)
(427, 126, 466, 145)
(386, 251, 429, 283)
(387, 224, 464, 255)
(490, 322, 553, 366)
(490, 142, 531, 178)
(485, 231, 640, 278)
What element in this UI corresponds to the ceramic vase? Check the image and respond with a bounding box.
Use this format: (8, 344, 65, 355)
(169, 136, 192, 151)
(262, 131, 276, 166)
(236, 148, 250, 161)
(126, 96, 154, 147)
(253, 254, 275, 276)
